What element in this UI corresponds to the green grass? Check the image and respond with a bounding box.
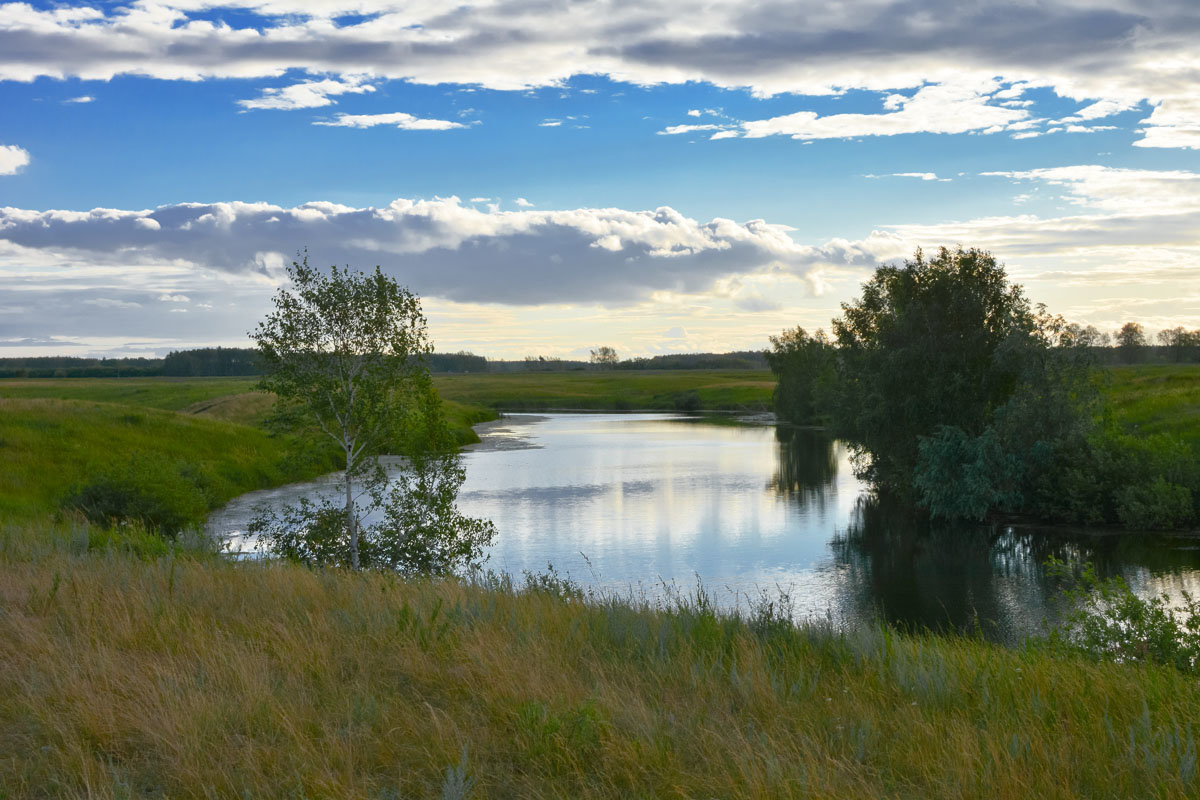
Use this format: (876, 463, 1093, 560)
(2, 523, 1199, 798)
(0, 377, 260, 413)
(0, 397, 331, 523)
(1103, 364, 1200, 451)
(432, 369, 776, 411)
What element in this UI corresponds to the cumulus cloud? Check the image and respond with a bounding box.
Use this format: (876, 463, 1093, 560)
(63, 95, 93, 103)
(0, 144, 30, 175)
(238, 76, 374, 110)
(1, 1, 1198, 146)
(740, 81, 1030, 140)
(0, 196, 907, 306)
(312, 111, 466, 129)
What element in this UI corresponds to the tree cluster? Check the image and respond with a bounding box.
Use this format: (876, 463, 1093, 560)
(768, 246, 1198, 530)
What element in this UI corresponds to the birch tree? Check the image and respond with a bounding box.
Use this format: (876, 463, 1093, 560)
(251, 255, 432, 570)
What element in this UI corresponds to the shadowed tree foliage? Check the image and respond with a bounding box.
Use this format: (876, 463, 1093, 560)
(765, 327, 835, 426)
(1116, 322, 1147, 363)
(772, 246, 1199, 530)
(828, 246, 1051, 493)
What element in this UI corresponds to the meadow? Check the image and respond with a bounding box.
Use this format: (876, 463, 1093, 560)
(3, 522, 1200, 799)
(2, 366, 1200, 796)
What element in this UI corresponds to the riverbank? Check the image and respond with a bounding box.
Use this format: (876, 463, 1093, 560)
(1, 521, 1197, 798)
(0, 379, 495, 525)
(1, 364, 1195, 526)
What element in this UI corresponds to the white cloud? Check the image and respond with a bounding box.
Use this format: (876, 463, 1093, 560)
(514, 197, 533, 207)
(0, 144, 30, 175)
(740, 81, 1029, 140)
(158, 293, 190, 302)
(709, 130, 739, 140)
(0, 196, 907, 306)
(658, 123, 726, 135)
(686, 109, 701, 117)
(981, 165, 1200, 215)
(312, 111, 467, 130)
(1073, 99, 1136, 120)
(538, 119, 562, 127)
(63, 95, 93, 103)
(238, 77, 374, 111)
(2, 1, 1199, 146)
(866, 172, 950, 182)
(468, 197, 491, 203)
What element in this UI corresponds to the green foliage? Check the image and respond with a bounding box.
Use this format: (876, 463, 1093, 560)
(65, 454, 211, 534)
(252, 254, 439, 569)
(764, 326, 834, 426)
(1039, 558, 1200, 673)
(251, 379, 495, 575)
(828, 247, 1047, 491)
(1035, 427, 1198, 530)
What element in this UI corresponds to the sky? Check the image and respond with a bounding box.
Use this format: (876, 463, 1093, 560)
(1, 0, 1199, 360)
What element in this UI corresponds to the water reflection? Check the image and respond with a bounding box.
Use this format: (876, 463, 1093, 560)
(206, 412, 1200, 644)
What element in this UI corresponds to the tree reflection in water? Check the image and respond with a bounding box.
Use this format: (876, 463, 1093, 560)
(824, 494, 1194, 645)
(768, 427, 839, 512)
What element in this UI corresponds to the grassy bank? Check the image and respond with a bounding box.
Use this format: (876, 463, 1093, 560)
(1, 525, 1197, 798)
(433, 369, 775, 412)
(0, 379, 496, 524)
(0, 397, 333, 523)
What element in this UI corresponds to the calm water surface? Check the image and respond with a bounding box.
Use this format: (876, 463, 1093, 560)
(207, 413, 1200, 644)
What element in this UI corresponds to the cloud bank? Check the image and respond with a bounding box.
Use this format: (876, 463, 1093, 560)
(0, 197, 906, 305)
(1, 1, 1198, 146)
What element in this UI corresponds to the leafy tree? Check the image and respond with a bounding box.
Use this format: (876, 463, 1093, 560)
(764, 327, 834, 425)
(589, 346, 619, 367)
(1157, 326, 1200, 363)
(1115, 321, 1146, 363)
(250, 255, 493, 572)
(827, 246, 1052, 492)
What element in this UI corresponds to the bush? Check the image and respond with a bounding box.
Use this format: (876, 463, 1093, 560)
(1116, 479, 1194, 531)
(673, 390, 702, 412)
(1039, 558, 1200, 673)
(65, 454, 211, 535)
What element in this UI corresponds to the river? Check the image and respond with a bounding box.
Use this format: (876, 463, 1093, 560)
(206, 412, 1200, 644)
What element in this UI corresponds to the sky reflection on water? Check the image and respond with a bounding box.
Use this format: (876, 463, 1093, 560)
(208, 412, 1200, 644)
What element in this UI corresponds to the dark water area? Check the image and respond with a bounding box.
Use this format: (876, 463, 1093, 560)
(207, 413, 1200, 645)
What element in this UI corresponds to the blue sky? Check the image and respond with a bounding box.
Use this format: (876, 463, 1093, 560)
(2, 1, 1199, 358)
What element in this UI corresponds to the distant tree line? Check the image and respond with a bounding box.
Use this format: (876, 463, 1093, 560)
(0, 348, 491, 377)
(0, 356, 162, 379)
(162, 347, 263, 376)
(767, 246, 1199, 532)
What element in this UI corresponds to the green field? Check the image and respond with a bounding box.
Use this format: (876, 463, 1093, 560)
(1104, 364, 1200, 451)
(433, 369, 775, 411)
(1, 524, 1197, 798)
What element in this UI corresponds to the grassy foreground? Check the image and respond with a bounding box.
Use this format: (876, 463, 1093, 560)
(2, 525, 1198, 799)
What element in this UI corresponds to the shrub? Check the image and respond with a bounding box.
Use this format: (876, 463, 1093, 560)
(1039, 558, 1200, 673)
(65, 454, 211, 535)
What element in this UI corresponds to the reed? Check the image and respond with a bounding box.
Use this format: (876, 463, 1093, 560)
(2, 522, 1198, 798)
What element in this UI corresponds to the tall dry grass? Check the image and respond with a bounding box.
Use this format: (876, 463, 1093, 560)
(2, 522, 1199, 798)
